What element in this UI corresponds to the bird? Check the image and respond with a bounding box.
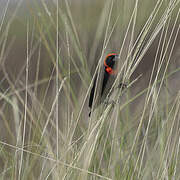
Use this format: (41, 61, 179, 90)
(89, 53, 124, 116)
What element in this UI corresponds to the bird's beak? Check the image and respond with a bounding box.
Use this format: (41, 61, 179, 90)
(114, 55, 120, 61)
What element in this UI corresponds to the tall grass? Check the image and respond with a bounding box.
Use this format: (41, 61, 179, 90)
(0, 0, 180, 179)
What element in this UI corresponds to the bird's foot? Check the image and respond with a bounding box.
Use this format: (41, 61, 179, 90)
(117, 83, 127, 90)
(104, 99, 116, 106)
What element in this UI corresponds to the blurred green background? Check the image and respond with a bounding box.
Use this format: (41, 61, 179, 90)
(1, 0, 179, 118)
(0, 0, 180, 179)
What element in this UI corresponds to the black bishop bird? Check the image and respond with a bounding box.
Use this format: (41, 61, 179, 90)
(89, 53, 121, 116)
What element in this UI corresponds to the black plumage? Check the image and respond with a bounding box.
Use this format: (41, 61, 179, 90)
(89, 54, 119, 115)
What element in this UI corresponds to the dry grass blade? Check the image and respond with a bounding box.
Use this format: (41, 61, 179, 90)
(0, 0, 180, 179)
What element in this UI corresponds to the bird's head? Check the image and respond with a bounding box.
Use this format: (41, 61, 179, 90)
(104, 53, 119, 75)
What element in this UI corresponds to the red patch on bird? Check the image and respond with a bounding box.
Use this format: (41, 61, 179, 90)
(104, 53, 118, 75)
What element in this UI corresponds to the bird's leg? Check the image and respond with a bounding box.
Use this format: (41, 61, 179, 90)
(117, 83, 127, 90)
(104, 99, 116, 107)
(103, 83, 127, 106)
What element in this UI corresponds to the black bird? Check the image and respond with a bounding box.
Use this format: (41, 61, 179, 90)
(89, 53, 120, 116)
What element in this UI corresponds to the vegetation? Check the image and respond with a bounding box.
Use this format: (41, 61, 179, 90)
(0, 0, 180, 179)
